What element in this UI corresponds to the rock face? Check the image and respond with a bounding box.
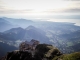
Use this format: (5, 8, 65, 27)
(1, 51, 33, 60)
(19, 39, 40, 51)
(0, 44, 62, 60)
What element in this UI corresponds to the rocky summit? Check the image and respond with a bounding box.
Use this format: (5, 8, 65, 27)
(0, 40, 80, 60)
(0, 43, 62, 60)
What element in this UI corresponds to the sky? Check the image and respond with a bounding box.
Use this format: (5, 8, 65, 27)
(0, 0, 80, 25)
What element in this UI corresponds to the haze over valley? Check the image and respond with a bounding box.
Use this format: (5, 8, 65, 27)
(0, 17, 80, 56)
(0, 0, 80, 60)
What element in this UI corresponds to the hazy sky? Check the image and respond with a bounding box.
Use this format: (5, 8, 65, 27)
(0, 0, 80, 25)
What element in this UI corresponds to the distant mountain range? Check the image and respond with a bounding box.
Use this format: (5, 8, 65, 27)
(0, 17, 34, 32)
(0, 17, 80, 54)
(2, 17, 34, 28)
(0, 25, 49, 43)
(0, 18, 15, 32)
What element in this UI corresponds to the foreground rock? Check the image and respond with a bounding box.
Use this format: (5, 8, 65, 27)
(52, 52, 80, 60)
(1, 40, 79, 60)
(0, 44, 62, 60)
(0, 51, 33, 60)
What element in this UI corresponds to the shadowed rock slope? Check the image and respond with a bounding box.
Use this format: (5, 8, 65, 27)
(0, 44, 80, 60)
(0, 44, 62, 60)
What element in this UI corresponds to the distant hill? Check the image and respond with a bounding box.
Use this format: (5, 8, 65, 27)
(0, 18, 15, 32)
(0, 27, 26, 41)
(25, 25, 49, 43)
(2, 17, 34, 28)
(0, 25, 49, 43)
(0, 18, 9, 23)
(0, 17, 34, 32)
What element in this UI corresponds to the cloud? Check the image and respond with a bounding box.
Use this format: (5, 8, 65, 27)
(0, 6, 33, 14)
(62, 2, 80, 13)
(0, 0, 80, 21)
(63, 8, 80, 13)
(47, 15, 80, 19)
(64, 0, 80, 1)
(0, 0, 33, 14)
(44, 7, 80, 13)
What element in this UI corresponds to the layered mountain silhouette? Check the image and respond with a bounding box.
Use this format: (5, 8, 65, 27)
(0, 17, 80, 55)
(0, 17, 34, 32)
(2, 17, 34, 28)
(0, 18, 15, 32)
(0, 25, 49, 43)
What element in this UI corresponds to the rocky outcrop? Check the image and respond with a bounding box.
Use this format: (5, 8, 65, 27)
(0, 44, 62, 60)
(19, 39, 39, 51)
(1, 51, 33, 60)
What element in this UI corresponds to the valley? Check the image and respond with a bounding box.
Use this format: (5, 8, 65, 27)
(0, 17, 80, 56)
